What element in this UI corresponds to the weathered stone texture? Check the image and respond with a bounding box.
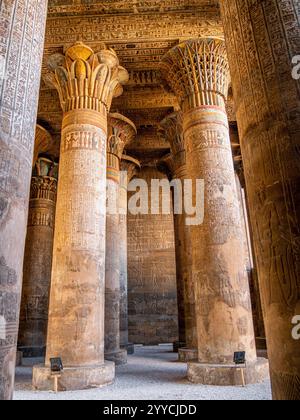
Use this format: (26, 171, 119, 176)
(128, 167, 178, 345)
(220, 0, 300, 400)
(160, 113, 197, 355)
(162, 39, 259, 381)
(184, 106, 257, 364)
(33, 43, 127, 390)
(18, 158, 58, 358)
(0, 0, 48, 400)
(119, 156, 140, 353)
(46, 119, 107, 367)
(105, 115, 136, 364)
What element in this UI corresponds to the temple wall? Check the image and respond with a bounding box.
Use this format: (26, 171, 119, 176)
(127, 167, 178, 345)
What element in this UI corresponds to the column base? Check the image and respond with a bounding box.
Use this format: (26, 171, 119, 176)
(121, 343, 135, 355)
(105, 349, 127, 365)
(178, 348, 198, 362)
(18, 346, 46, 358)
(173, 341, 186, 353)
(187, 357, 269, 386)
(32, 362, 115, 391)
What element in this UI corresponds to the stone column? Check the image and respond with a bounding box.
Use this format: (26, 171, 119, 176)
(18, 157, 58, 358)
(220, 0, 300, 399)
(231, 125, 266, 349)
(33, 42, 128, 391)
(119, 155, 140, 355)
(160, 113, 198, 362)
(162, 39, 269, 385)
(235, 172, 266, 349)
(0, 0, 48, 400)
(105, 114, 137, 365)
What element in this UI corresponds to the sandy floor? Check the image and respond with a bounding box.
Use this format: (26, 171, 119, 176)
(14, 345, 271, 400)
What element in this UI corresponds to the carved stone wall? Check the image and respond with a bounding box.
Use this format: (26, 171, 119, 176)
(220, 0, 300, 399)
(128, 167, 178, 345)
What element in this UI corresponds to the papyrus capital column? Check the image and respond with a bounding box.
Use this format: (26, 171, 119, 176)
(105, 114, 137, 365)
(161, 39, 230, 113)
(33, 42, 128, 391)
(18, 156, 58, 358)
(0, 0, 48, 400)
(160, 113, 197, 361)
(220, 0, 300, 399)
(162, 39, 269, 385)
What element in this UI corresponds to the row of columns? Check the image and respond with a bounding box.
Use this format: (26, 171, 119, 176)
(18, 157, 58, 358)
(119, 156, 141, 354)
(105, 114, 137, 365)
(0, 0, 299, 399)
(18, 126, 140, 364)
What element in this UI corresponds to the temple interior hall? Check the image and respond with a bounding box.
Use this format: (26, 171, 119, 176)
(0, 0, 299, 401)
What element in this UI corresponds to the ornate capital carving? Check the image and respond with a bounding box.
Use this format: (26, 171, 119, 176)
(31, 158, 58, 202)
(30, 177, 58, 202)
(160, 112, 184, 156)
(107, 114, 137, 182)
(34, 126, 54, 166)
(107, 113, 137, 159)
(159, 112, 187, 178)
(46, 42, 129, 114)
(161, 38, 230, 111)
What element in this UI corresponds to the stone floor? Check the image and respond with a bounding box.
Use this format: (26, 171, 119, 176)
(14, 345, 272, 400)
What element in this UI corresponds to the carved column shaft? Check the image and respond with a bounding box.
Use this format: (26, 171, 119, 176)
(184, 105, 258, 362)
(46, 111, 108, 369)
(160, 113, 197, 361)
(105, 114, 137, 365)
(162, 39, 269, 385)
(0, 0, 48, 400)
(220, 0, 300, 399)
(33, 43, 128, 391)
(119, 155, 140, 355)
(18, 158, 58, 358)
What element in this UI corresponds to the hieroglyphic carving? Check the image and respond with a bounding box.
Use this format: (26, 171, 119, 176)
(119, 155, 140, 351)
(127, 166, 178, 345)
(127, 70, 162, 87)
(105, 115, 137, 363)
(48, 1, 220, 16)
(220, 0, 300, 400)
(113, 89, 178, 110)
(45, 12, 223, 47)
(18, 158, 58, 357)
(0, 0, 48, 400)
(37, 42, 127, 388)
(159, 113, 197, 351)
